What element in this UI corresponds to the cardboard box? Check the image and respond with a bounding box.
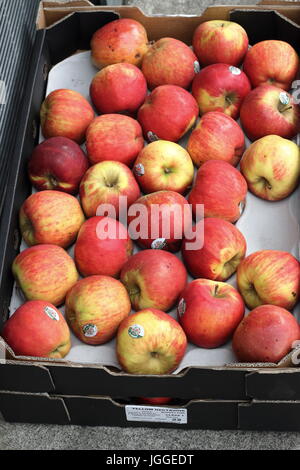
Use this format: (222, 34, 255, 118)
(0, 0, 300, 428)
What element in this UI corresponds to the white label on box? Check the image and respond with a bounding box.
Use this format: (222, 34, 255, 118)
(125, 405, 187, 424)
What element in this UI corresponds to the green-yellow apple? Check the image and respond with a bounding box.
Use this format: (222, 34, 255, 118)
(12, 244, 79, 306)
(128, 190, 192, 252)
(116, 308, 187, 374)
(240, 84, 300, 141)
(187, 111, 245, 167)
(86, 114, 144, 167)
(133, 140, 194, 194)
(80, 160, 140, 219)
(1, 300, 71, 359)
(28, 137, 89, 195)
(141, 37, 199, 89)
(233, 305, 300, 363)
(120, 249, 187, 311)
(90, 63, 147, 114)
(188, 160, 248, 223)
(40, 89, 94, 144)
(177, 279, 245, 348)
(19, 190, 85, 248)
(192, 20, 248, 66)
(137, 85, 199, 142)
(243, 40, 299, 90)
(182, 218, 247, 281)
(192, 63, 251, 120)
(74, 216, 133, 278)
(91, 18, 149, 68)
(240, 135, 300, 201)
(237, 250, 300, 310)
(65, 275, 131, 345)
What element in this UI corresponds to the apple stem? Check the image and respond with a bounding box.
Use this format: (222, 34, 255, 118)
(278, 103, 293, 114)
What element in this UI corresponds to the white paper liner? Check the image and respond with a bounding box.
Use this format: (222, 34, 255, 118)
(9, 51, 300, 372)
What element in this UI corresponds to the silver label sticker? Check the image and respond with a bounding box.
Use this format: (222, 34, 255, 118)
(229, 66, 241, 75)
(194, 61, 200, 74)
(177, 298, 186, 317)
(151, 238, 167, 250)
(147, 131, 159, 142)
(134, 163, 145, 176)
(128, 324, 144, 339)
(83, 324, 98, 338)
(279, 91, 290, 105)
(44, 306, 59, 321)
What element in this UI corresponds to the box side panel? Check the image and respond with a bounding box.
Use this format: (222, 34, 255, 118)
(246, 370, 300, 400)
(0, 392, 70, 424)
(65, 396, 239, 429)
(0, 363, 55, 393)
(239, 400, 300, 431)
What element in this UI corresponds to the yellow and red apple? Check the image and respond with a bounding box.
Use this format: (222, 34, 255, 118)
(120, 249, 187, 311)
(12, 244, 78, 306)
(133, 140, 194, 194)
(1, 300, 71, 359)
(116, 308, 187, 374)
(65, 275, 131, 345)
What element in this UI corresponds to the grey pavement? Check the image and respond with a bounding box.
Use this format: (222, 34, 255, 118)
(1, 0, 300, 451)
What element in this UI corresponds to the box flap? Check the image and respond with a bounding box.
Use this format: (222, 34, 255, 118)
(0, 361, 55, 393)
(246, 369, 300, 400)
(0, 391, 70, 424)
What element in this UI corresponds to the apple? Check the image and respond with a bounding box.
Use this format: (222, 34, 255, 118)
(237, 250, 300, 310)
(19, 190, 85, 249)
(116, 308, 187, 374)
(136, 397, 172, 405)
(188, 160, 248, 223)
(141, 37, 199, 89)
(177, 279, 245, 348)
(137, 85, 199, 142)
(40, 89, 94, 144)
(187, 111, 245, 167)
(192, 20, 248, 66)
(28, 137, 89, 195)
(133, 140, 194, 194)
(233, 305, 300, 363)
(128, 190, 191, 252)
(182, 218, 247, 281)
(120, 249, 187, 311)
(191, 63, 251, 120)
(240, 84, 300, 141)
(12, 244, 78, 306)
(240, 135, 300, 201)
(65, 275, 131, 345)
(86, 114, 144, 167)
(80, 160, 140, 219)
(74, 216, 133, 278)
(243, 40, 299, 91)
(1, 300, 71, 359)
(91, 18, 149, 68)
(90, 63, 147, 115)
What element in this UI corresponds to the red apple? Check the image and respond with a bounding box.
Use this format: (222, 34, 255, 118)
(237, 250, 300, 310)
(91, 18, 149, 68)
(243, 40, 299, 91)
(137, 85, 199, 142)
(141, 37, 199, 89)
(28, 137, 89, 195)
(116, 308, 187, 374)
(187, 111, 245, 167)
(128, 190, 191, 252)
(65, 275, 131, 345)
(240, 84, 300, 141)
(86, 114, 144, 167)
(233, 305, 300, 363)
(182, 218, 247, 281)
(178, 279, 245, 348)
(90, 63, 147, 114)
(74, 216, 133, 278)
(80, 160, 140, 219)
(40, 89, 94, 143)
(192, 63, 251, 120)
(1, 300, 71, 359)
(12, 244, 78, 306)
(133, 140, 194, 194)
(120, 249, 187, 311)
(192, 20, 248, 66)
(19, 190, 85, 249)
(240, 135, 300, 201)
(188, 160, 248, 223)
(136, 397, 172, 405)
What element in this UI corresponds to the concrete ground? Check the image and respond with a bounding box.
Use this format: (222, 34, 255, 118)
(1, 0, 300, 451)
